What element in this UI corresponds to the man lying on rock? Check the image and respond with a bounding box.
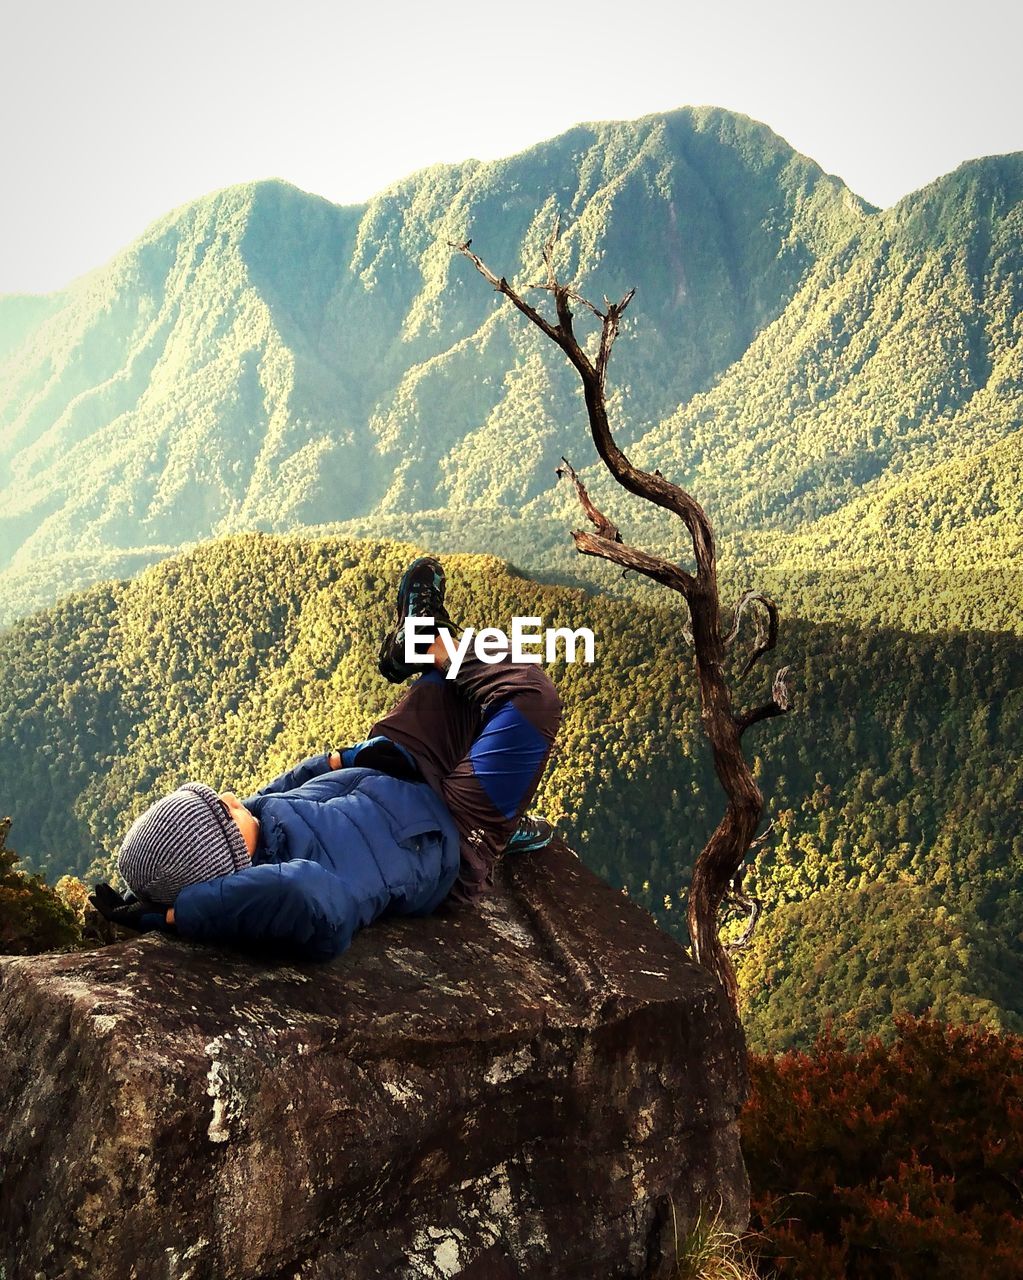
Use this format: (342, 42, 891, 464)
(90, 557, 562, 961)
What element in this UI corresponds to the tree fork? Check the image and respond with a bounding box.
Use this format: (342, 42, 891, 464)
(451, 230, 791, 1008)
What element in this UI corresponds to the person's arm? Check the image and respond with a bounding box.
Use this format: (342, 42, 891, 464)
(337, 737, 422, 779)
(252, 752, 339, 798)
(253, 739, 420, 799)
(90, 883, 171, 932)
(172, 860, 360, 961)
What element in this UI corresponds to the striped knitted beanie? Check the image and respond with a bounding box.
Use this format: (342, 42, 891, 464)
(117, 782, 251, 905)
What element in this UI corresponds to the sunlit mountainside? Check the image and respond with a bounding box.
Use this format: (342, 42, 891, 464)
(0, 107, 891, 618)
(4, 107, 1019, 631)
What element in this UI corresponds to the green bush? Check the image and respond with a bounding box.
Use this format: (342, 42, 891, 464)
(0, 817, 82, 955)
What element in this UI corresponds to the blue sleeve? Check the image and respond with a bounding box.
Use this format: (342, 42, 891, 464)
(251, 742, 421, 798)
(340, 736, 422, 779)
(173, 861, 355, 962)
(251, 753, 335, 798)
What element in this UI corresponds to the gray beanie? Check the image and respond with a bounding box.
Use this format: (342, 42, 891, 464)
(117, 782, 251, 905)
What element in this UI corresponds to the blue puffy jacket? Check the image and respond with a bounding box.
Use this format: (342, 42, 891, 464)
(172, 753, 460, 962)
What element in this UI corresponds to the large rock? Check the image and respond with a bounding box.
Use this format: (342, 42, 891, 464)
(0, 841, 749, 1279)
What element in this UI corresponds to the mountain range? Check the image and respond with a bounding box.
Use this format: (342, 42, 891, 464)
(2, 106, 1019, 630)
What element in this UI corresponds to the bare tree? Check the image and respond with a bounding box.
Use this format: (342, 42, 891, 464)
(451, 224, 790, 1009)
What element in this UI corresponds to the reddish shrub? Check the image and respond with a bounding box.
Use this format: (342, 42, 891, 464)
(742, 1018, 1023, 1278)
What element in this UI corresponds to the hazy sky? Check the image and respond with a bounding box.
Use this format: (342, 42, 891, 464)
(2, 0, 1020, 294)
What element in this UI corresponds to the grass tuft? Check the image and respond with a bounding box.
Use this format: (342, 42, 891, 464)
(671, 1201, 768, 1280)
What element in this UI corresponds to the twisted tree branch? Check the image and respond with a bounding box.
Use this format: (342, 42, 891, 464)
(452, 222, 795, 1009)
(555, 456, 697, 592)
(724, 886, 763, 953)
(735, 667, 792, 735)
(724, 591, 781, 677)
(555, 457, 622, 542)
(571, 531, 695, 593)
(451, 238, 714, 562)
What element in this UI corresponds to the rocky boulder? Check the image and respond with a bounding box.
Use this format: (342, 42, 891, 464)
(0, 841, 749, 1279)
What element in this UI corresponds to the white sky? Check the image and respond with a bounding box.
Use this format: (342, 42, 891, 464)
(2, 0, 1021, 295)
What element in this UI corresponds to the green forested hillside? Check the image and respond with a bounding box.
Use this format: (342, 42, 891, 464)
(525, 154, 1023, 631)
(1, 115, 1019, 634)
(1, 532, 1019, 1050)
(623, 157, 1023, 531)
(0, 105, 878, 621)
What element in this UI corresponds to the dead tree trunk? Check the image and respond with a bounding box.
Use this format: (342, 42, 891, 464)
(452, 225, 790, 1009)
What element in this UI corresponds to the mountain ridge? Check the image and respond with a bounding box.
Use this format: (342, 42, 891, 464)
(0, 107, 1018, 629)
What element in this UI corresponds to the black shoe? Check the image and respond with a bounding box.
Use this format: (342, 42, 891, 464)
(378, 556, 454, 683)
(504, 815, 555, 855)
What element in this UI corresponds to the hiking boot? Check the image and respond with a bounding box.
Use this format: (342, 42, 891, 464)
(504, 815, 555, 855)
(378, 556, 455, 683)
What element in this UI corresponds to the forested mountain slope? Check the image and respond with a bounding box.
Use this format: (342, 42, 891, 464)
(621, 156, 1023, 533)
(0, 106, 872, 620)
(1, 532, 1019, 1049)
(2, 110, 1018, 635)
(525, 154, 1023, 631)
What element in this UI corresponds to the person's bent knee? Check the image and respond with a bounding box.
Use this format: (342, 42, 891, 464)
(519, 667, 562, 738)
(538, 675, 563, 724)
(516, 662, 559, 698)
